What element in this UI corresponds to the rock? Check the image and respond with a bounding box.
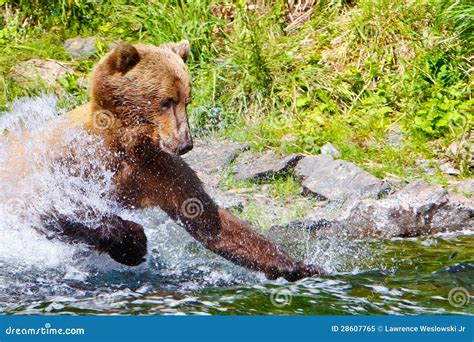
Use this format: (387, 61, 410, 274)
(445, 139, 472, 162)
(383, 175, 406, 192)
(387, 123, 404, 148)
(294, 155, 390, 201)
(10, 59, 74, 87)
(180, 139, 250, 208)
(232, 151, 302, 181)
(320, 142, 340, 158)
(303, 180, 474, 239)
(280, 134, 297, 143)
(182, 139, 249, 174)
(446, 141, 463, 157)
(449, 179, 474, 196)
(417, 159, 437, 175)
(205, 185, 247, 210)
(64, 37, 102, 60)
(304, 199, 348, 221)
(107, 40, 121, 51)
(246, 194, 314, 230)
(193, 171, 220, 188)
(440, 162, 461, 176)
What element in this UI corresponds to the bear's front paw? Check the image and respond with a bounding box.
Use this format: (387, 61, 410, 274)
(97, 215, 148, 266)
(282, 262, 326, 282)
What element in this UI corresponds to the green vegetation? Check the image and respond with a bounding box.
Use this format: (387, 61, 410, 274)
(0, 0, 472, 181)
(219, 171, 315, 229)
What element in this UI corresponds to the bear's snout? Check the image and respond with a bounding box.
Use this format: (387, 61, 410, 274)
(176, 118, 193, 155)
(160, 123, 193, 156)
(159, 134, 193, 156)
(177, 140, 193, 155)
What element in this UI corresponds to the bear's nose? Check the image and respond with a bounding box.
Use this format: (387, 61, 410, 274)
(177, 141, 193, 155)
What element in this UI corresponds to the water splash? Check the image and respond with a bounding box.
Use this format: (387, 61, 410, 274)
(0, 95, 260, 313)
(0, 95, 115, 267)
(0, 95, 471, 316)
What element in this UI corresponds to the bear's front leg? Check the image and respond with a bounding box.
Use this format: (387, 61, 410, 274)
(182, 206, 325, 281)
(123, 153, 325, 281)
(211, 208, 325, 281)
(45, 214, 147, 266)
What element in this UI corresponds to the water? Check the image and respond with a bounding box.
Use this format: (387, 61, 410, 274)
(0, 96, 472, 316)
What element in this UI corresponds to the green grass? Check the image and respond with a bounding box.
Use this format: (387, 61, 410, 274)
(219, 170, 317, 230)
(0, 0, 472, 181)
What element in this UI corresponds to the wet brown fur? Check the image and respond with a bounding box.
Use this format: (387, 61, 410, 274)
(54, 41, 323, 280)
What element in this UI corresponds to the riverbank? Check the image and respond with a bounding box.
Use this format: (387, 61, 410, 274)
(1, 0, 472, 183)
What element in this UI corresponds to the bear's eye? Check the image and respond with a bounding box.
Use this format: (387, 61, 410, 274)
(160, 98, 173, 110)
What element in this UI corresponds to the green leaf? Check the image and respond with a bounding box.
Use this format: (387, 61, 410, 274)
(296, 96, 309, 108)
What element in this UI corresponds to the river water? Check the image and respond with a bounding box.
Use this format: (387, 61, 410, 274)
(0, 96, 472, 316)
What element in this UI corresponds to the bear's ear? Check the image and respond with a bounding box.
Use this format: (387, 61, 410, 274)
(166, 40, 190, 62)
(110, 43, 140, 73)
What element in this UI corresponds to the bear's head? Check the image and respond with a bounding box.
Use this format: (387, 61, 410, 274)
(90, 41, 193, 157)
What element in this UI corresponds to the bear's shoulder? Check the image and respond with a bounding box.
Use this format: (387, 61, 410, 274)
(65, 102, 93, 127)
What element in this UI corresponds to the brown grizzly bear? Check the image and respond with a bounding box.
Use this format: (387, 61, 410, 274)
(40, 41, 324, 281)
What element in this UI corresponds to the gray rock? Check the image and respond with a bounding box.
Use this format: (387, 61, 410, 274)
(446, 141, 463, 157)
(280, 134, 297, 143)
(294, 155, 390, 201)
(320, 142, 340, 158)
(383, 175, 406, 192)
(304, 198, 349, 221)
(445, 139, 472, 163)
(387, 123, 404, 148)
(107, 40, 121, 51)
(10, 59, 74, 87)
(417, 159, 437, 175)
(64, 37, 102, 60)
(179, 139, 249, 208)
(303, 180, 473, 239)
(205, 185, 247, 210)
(233, 151, 302, 181)
(440, 162, 461, 176)
(449, 179, 474, 196)
(182, 139, 249, 174)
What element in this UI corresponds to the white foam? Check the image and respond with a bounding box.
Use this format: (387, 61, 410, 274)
(0, 95, 117, 274)
(0, 95, 255, 307)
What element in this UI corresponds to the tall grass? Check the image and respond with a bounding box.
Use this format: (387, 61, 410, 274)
(0, 0, 472, 179)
